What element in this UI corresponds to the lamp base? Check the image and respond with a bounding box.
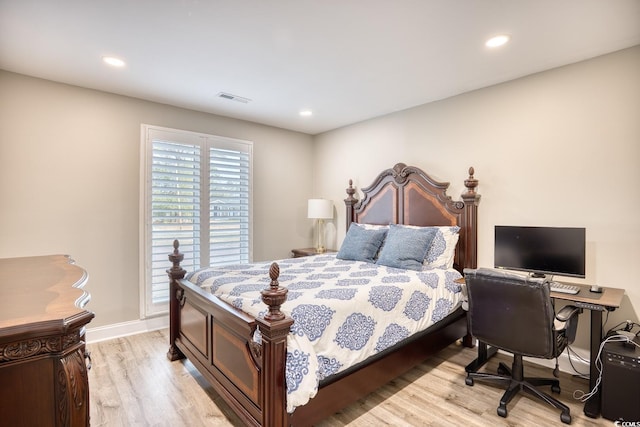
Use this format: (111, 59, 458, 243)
(314, 219, 327, 255)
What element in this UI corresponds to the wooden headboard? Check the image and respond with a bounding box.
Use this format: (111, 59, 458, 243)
(344, 163, 480, 273)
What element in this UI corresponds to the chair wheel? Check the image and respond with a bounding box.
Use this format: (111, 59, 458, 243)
(465, 377, 474, 386)
(551, 384, 561, 394)
(560, 412, 571, 424)
(497, 405, 508, 418)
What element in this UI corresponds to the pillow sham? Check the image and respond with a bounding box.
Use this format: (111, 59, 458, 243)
(336, 223, 387, 263)
(423, 226, 460, 269)
(376, 224, 438, 271)
(388, 224, 460, 269)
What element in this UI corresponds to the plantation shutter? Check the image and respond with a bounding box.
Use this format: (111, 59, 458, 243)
(142, 125, 252, 316)
(150, 140, 201, 305)
(209, 148, 250, 266)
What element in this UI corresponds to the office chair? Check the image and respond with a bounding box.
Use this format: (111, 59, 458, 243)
(463, 268, 580, 424)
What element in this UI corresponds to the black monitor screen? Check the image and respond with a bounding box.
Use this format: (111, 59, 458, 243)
(494, 226, 586, 279)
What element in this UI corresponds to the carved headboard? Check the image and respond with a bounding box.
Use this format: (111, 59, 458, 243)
(344, 163, 480, 273)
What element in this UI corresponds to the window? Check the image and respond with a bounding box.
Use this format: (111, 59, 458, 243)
(141, 125, 253, 317)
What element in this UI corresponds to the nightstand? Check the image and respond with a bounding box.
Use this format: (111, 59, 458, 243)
(291, 247, 337, 258)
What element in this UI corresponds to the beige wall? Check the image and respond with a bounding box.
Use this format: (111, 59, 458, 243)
(314, 46, 640, 350)
(0, 71, 314, 327)
(2, 45, 639, 351)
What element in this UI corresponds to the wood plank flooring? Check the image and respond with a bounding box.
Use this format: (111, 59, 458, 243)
(88, 329, 608, 426)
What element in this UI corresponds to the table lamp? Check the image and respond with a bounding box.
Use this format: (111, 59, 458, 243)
(307, 199, 333, 253)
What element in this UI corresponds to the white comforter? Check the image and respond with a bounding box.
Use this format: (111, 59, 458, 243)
(187, 253, 463, 413)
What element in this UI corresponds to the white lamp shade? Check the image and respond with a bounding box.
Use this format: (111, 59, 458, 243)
(307, 199, 333, 219)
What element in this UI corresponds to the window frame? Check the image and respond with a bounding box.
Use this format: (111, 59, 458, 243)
(140, 124, 253, 318)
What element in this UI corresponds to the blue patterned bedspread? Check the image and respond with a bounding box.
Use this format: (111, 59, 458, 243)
(186, 253, 463, 413)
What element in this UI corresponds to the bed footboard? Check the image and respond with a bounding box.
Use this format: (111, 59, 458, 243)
(166, 241, 292, 427)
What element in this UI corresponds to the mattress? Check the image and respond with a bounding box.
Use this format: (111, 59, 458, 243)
(187, 253, 463, 412)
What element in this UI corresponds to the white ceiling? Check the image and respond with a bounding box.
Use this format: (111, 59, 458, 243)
(1, 1, 639, 135)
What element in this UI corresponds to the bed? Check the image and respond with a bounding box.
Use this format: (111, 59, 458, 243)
(166, 162, 480, 426)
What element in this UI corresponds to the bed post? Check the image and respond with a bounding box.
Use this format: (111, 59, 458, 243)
(256, 263, 293, 427)
(166, 240, 186, 361)
(344, 179, 357, 231)
(461, 167, 480, 270)
(461, 167, 480, 348)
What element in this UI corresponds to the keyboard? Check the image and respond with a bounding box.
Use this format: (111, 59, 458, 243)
(550, 282, 580, 295)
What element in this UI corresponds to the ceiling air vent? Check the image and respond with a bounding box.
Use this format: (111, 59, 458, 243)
(216, 92, 251, 104)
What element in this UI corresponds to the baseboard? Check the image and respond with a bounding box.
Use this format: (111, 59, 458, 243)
(521, 347, 591, 377)
(85, 315, 169, 344)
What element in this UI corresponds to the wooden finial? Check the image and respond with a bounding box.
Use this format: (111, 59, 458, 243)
(345, 179, 356, 202)
(464, 167, 478, 195)
(261, 262, 288, 321)
(269, 262, 280, 286)
(167, 239, 186, 281)
(344, 178, 359, 231)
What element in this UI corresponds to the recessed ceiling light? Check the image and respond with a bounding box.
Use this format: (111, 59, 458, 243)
(102, 56, 126, 67)
(485, 35, 510, 48)
(299, 110, 313, 117)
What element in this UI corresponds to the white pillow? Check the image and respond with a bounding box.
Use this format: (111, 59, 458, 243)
(355, 223, 389, 230)
(423, 226, 460, 269)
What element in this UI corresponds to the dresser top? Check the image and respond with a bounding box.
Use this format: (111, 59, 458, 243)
(0, 255, 94, 339)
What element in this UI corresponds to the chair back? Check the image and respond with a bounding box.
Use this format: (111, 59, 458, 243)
(464, 268, 557, 359)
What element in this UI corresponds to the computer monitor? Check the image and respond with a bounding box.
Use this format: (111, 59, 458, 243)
(494, 226, 586, 279)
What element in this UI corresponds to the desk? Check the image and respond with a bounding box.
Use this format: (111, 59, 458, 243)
(466, 282, 624, 419)
(552, 283, 624, 418)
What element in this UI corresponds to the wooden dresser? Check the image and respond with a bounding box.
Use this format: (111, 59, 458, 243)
(0, 255, 94, 426)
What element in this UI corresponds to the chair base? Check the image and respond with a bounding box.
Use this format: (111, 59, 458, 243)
(466, 357, 571, 424)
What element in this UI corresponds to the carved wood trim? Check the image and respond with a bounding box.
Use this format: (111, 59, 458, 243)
(56, 347, 89, 426)
(248, 327, 262, 366)
(0, 331, 83, 364)
(345, 163, 480, 272)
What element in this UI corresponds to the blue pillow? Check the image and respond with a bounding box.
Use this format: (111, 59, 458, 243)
(376, 224, 438, 271)
(337, 223, 388, 263)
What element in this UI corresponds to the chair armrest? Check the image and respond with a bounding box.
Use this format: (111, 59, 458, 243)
(555, 305, 581, 345)
(556, 305, 580, 322)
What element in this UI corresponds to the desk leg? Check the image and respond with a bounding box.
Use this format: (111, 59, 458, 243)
(584, 309, 603, 418)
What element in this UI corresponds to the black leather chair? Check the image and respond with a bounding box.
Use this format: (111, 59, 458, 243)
(463, 268, 580, 424)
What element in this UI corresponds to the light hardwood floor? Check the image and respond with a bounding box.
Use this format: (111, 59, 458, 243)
(88, 329, 609, 426)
